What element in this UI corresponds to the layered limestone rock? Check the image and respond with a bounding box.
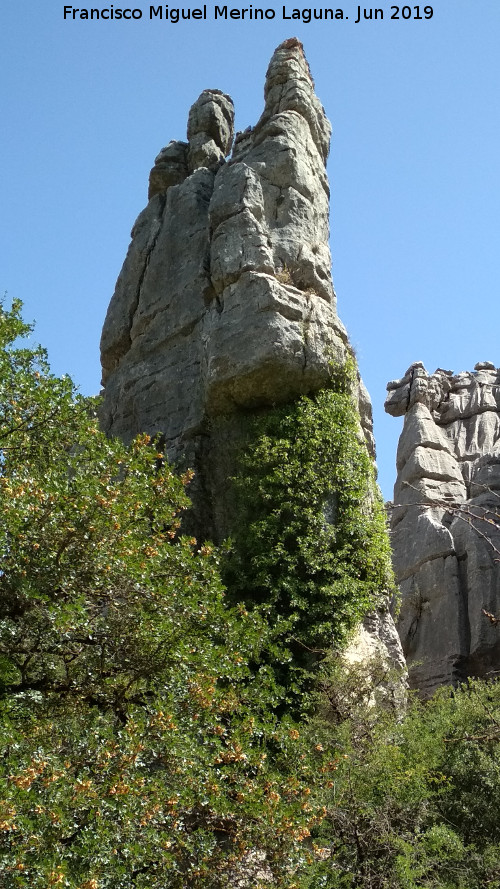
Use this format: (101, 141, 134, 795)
(386, 362, 500, 695)
(100, 38, 404, 678)
(101, 40, 343, 464)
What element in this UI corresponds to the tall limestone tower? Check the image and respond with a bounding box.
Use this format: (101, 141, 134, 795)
(100, 39, 405, 675)
(386, 362, 500, 695)
(100, 39, 370, 534)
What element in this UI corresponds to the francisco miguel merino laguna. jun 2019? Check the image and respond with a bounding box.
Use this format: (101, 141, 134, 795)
(62, 5, 434, 22)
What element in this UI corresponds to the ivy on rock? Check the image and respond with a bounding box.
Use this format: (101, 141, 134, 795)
(222, 358, 395, 704)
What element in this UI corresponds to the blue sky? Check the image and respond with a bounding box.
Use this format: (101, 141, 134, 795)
(1, 0, 499, 499)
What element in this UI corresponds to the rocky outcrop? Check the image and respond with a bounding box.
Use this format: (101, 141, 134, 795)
(100, 38, 404, 677)
(386, 362, 500, 695)
(100, 39, 371, 523)
(342, 608, 408, 709)
(101, 40, 347, 471)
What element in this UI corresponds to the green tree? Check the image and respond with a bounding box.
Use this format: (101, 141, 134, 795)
(300, 665, 500, 889)
(8, 297, 500, 889)
(0, 299, 322, 888)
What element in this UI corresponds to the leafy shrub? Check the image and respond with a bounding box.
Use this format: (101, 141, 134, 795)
(0, 299, 322, 888)
(301, 672, 500, 888)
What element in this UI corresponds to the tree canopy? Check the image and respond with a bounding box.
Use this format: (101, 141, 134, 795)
(0, 298, 320, 888)
(1, 298, 500, 888)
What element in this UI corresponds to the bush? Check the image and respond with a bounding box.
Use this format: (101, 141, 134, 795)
(222, 359, 395, 710)
(301, 670, 500, 888)
(0, 299, 321, 888)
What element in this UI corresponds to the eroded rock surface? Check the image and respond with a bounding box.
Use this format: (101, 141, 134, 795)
(100, 38, 403, 677)
(101, 40, 345, 466)
(386, 362, 500, 695)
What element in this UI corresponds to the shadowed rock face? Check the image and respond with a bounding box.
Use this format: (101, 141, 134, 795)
(100, 39, 405, 680)
(386, 362, 500, 695)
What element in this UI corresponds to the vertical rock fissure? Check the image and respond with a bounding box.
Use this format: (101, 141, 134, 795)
(130, 192, 167, 336)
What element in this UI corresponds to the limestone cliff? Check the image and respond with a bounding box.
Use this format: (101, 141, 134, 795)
(100, 39, 404, 678)
(386, 362, 500, 695)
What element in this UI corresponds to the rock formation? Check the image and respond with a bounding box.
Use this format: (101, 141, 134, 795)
(386, 362, 500, 695)
(100, 38, 405, 678)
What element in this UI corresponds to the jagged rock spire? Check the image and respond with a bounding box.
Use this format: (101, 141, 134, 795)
(258, 37, 331, 162)
(100, 39, 348, 466)
(99, 40, 405, 688)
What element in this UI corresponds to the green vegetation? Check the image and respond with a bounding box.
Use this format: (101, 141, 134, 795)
(304, 669, 500, 888)
(223, 358, 395, 706)
(1, 298, 500, 888)
(0, 299, 321, 888)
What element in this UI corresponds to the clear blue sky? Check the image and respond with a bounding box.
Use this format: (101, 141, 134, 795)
(1, 0, 499, 499)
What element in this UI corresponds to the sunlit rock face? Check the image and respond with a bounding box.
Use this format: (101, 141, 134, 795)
(100, 39, 347, 465)
(386, 362, 500, 695)
(100, 38, 404, 679)
(100, 38, 366, 529)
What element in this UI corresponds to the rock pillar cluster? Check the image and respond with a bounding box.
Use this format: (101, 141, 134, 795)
(101, 41, 347, 440)
(386, 362, 500, 695)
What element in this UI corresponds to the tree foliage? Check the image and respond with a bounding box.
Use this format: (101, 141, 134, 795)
(302, 666, 500, 889)
(222, 359, 395, 707)
(0, 299, 322, 888)
(2, 299, 500, 888)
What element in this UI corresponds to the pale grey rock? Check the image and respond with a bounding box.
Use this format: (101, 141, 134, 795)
(396, 403, 453, 472)
(397, 556, 465, 696)
(257, 37, 331, 162)
(101, 38, 345, 465)
(204, 272, 347, 415)
(148, 141, 188, 200)
(386, 362, 500, 694)
(101, 39, 404, 679)
(100, 194, 167, 375)
(391, 510, 455, 583)
(209, 210, 275, 294)
(343, 606, 408, 709)
(358, 378, 376, 458)
(187, 89, 234, 172)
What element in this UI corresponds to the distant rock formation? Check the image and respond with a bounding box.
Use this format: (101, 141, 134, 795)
(100, 38, 405, 678)
(386, 362, 500, 695)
